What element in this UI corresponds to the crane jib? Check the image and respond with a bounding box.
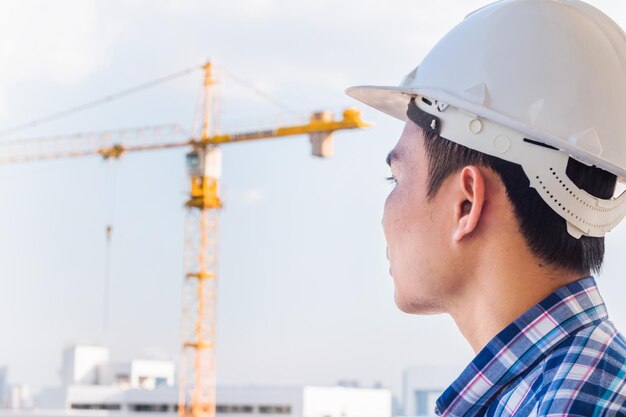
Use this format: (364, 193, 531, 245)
(229, 129, 278, 142)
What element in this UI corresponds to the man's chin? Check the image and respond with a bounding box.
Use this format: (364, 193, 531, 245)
(394, 292, 445, 315)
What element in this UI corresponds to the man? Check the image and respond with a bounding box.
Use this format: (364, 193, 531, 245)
(347, 0, 626, 416)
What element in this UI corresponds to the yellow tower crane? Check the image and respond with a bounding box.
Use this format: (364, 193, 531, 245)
(0, 61, 369, 417)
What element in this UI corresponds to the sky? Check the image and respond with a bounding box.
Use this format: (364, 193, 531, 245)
(2, 0, 626, 403)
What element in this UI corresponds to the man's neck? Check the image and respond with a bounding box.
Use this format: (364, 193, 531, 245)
(447, 243, 585, 354)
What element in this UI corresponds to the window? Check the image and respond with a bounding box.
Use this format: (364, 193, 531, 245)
(71, 403, 121, 410)
(259, 405, 291, 414)
(115, 374, 130, 385)
(216, 404, 255, 413)
(213, 404, 291, 414)
(129, 404, 169, 412)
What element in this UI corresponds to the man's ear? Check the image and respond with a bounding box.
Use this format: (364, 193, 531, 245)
(452, 166, 485, 242)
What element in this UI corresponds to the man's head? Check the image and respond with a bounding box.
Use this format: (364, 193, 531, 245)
(348, 0, 626, 313)
(383, 113, 617, 314)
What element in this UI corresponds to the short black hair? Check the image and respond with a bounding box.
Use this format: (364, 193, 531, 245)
(420, 127, 617, 275)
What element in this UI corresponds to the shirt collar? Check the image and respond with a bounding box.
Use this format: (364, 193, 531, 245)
(435, 276, 608, 417)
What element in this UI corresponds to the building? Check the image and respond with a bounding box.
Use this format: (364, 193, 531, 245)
(37, 384, 391, 417)
(61, 346, 109, 386)
(2, 345, 392, 417)
(0, 367, 7, 408)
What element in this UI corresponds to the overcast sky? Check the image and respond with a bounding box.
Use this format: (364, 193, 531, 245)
(2, 0, 626, 401)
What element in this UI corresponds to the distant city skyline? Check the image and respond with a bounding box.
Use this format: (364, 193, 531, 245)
(2, 343, 450, 417)
(1, 0, 626, 402)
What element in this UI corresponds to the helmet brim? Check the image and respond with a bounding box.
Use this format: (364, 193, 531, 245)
(345, 85, 414, 122)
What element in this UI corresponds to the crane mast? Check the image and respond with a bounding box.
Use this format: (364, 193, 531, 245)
(179, 63, 222, 417)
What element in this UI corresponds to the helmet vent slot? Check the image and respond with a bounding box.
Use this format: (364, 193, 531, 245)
(534, 168, 624, 230)
(523, 138, 559, 151)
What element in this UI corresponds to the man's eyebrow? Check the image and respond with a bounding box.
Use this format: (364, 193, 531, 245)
(386, 149, 400, 167)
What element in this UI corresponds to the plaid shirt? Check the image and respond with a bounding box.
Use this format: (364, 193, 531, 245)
(435, 276, 626, 417)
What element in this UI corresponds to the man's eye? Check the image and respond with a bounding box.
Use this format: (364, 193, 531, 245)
(385, 176, 397, 185)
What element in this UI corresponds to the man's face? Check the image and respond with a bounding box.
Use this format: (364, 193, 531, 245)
(382, 120, 459, 314)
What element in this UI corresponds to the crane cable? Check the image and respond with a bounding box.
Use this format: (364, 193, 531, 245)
(0, 62, 301, 138)
(102, 158, 118, 332)
(216, 64, 300, 116)
(0, 64, 205, 138)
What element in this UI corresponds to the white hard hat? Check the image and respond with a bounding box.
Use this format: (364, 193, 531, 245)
(347, 0, 626, 238)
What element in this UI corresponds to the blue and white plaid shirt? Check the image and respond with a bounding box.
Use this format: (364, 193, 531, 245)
(435, 276, 626, 416)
